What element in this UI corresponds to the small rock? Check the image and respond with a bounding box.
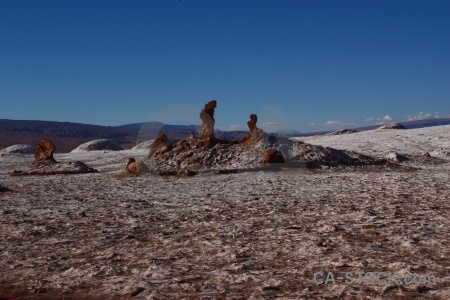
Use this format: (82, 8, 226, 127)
(422, 151, 431, 157)
(177, 168, 197, 177)
(262, 148, 285, 163)
(385, 152, 408, 163)
(262, 286, 281, 292)
(0, 185, 11, 192)
(130, 287, 145, 296)
(78, 211, 87, 217)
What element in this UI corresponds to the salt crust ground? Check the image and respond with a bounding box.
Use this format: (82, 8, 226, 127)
(0, 125, 449, 299)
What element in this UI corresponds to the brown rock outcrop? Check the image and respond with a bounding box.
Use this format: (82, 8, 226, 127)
(126, 157, 149, 176)
(13, 138, 99, 176)
(247, 114, 258, 132)
(34, 144, 45, 160)
(188, 132, 196, 140)
(177, 168, 197, 177)
(147, 100, 389, 175)
(34, 138, 55, 160)
(200, 100, 217, 139)
(126, 157, 139, 175)
(262, 149, 285, 163)
(238, 114, 266, 146)
(148, 134, 171, 158)
(42, 138, 55, 157)
(34, 138, 57, 165)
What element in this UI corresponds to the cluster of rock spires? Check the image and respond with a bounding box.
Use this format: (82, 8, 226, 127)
(11, 138, 98, 176)
(6, 101, 397, 177)
(137, 100, 390, 176)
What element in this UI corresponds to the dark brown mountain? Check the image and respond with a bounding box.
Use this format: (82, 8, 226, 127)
(0, 119, 248, 153)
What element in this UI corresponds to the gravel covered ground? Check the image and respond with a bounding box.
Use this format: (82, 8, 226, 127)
(0, 126, 449, 299)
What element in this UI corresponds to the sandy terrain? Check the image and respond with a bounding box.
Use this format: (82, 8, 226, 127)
(0, 126, 449, 299)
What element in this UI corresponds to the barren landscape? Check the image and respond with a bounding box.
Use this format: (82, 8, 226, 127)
(1, 125, 449, 299)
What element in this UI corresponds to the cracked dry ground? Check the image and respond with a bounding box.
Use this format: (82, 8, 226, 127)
(0, 164, 449, 299)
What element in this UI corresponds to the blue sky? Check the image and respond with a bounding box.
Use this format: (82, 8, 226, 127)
(1, 0, 449, 132)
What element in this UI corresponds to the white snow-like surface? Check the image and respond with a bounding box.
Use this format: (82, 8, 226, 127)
(292, 125, 450, 159)
(377, 122, 406, 129)
(0, 144, 34, 154)
(70, 139, 124, 153)
(131, 140, 154, 150)
(0, 125, 449, 299)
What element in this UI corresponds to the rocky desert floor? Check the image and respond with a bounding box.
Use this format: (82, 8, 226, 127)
(0, 126, 449, 299)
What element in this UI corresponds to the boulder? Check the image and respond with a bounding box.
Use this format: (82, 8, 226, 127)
(125, 157, 149, 176)
(262, 149, 285, 163)
(385, 152, 408, 163)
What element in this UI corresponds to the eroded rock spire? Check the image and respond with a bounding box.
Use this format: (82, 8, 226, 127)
(200, 100, 217, 139)
(34, 138, 56, 162)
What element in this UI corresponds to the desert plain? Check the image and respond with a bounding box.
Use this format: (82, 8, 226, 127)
(0, 125, 449, 299)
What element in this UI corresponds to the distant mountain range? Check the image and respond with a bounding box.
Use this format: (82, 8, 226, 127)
(1, 118, 449, 152)
(0, 119, 248, 152)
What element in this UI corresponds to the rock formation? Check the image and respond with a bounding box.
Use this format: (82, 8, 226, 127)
(34, 144, 45, 160)
(198, 100, 220, 148)
(12, 138, 98, 176)
(33, 138, 57, 165)
(188, 132, 196, 140)
(146, 100, 391, 175)
(238, 114, 266, 146)
(125, 157, 149, 176)
(148, 134, 171, 158)
(126, 157, 139, 175)
(200, 100, 217, 138)
(262, 149, 285, 163)
(42, 138, 56, 157)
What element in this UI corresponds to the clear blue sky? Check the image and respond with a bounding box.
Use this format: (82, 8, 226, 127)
(1, 0, 449, 132)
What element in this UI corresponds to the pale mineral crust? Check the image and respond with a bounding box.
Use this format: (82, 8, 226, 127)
(0, 148, 448, 299)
